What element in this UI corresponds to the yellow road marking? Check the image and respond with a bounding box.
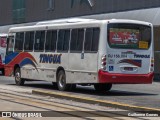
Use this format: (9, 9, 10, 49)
(32, 90, 160, 111)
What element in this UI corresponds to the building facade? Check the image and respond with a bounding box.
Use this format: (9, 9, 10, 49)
(1, 0, 160, 25)
(1, 0, 160, 75)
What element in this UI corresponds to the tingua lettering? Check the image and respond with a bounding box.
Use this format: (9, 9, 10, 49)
(39, 54, 62, 64)
(134, 54, 150, 58)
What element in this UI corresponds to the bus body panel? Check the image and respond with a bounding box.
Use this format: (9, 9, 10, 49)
(21, 52, 67, 82)
(21, 52, 99, 83)
(106, 49, 153, 74)
(98, 70, 153, 84)
(67, 52, 98, 83)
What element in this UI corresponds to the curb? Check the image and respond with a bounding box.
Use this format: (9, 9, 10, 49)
(32, 90, 160, 112)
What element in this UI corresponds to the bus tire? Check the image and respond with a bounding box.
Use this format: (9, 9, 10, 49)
(94, 83, 112, 92)
(15, 67, 25, 86)
(57, 70, 70, 91)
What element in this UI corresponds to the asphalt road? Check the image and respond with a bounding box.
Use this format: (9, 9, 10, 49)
(0, 83, 124, 120)
(0, 76, 160, 109)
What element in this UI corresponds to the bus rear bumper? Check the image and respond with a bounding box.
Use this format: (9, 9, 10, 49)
(98, 70, 154, 84)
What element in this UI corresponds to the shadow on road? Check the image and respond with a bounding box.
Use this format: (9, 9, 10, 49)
(8, 82, 158, 97)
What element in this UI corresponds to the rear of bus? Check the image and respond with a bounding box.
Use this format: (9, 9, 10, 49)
(0, 34, 7, 75)
(99, 20, 154, 84)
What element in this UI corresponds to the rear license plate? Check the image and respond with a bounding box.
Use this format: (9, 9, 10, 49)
(124, 67, 133, 71)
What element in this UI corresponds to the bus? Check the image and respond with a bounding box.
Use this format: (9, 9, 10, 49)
(4, 18, 154, 91)
(0, 33, 7, 75)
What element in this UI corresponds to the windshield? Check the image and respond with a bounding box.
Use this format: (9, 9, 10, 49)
(0, 37, 7, 48)
(108, 23, 151, 49)
(6, 36, 14, 55)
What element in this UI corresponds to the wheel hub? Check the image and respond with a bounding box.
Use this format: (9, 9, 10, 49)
(59, 74, 65, 88)
(15, 72, 20, 81)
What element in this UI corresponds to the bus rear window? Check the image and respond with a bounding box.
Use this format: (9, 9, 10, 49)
(108, 23, 151, 49)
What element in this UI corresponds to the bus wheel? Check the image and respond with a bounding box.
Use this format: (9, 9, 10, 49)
(94, 83, 112, 92)
(15, 67, 25, 86)
(57, 70, 70, 91)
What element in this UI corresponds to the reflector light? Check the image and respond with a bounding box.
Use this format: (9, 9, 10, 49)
(101, 55, 106, 70)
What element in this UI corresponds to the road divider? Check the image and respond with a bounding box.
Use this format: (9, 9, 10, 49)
(32, 89, 160, 112)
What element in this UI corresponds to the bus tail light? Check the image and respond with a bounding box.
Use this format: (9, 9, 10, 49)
(150, 57, 154, 72)
(101, 55, 106, 70)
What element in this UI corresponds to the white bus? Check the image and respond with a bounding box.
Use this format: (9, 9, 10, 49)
(4, 18, 154, 91)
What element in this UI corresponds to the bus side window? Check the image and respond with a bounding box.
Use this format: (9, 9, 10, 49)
(57, 29, 70, 51)
(24, 31, 34, 51)
(63, 30, 70, 51)
(34, 31, 45, 51)
(85, 27, 100, 52)
(85, 28, 93, 51)
(45, 30, 57, 51)
(70, 29, 84, 52)
(70, 29, 78, 51)
(92, 28, 100, 51)
(77, 29, 84, 51)
(6, 36, 14, 55)
(57, 30, 65, 51)
(15, 32, 24, 52)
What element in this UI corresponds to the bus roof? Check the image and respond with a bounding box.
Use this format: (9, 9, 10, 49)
(36, 18, 96, 25)
(9, 18, 152, 33)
